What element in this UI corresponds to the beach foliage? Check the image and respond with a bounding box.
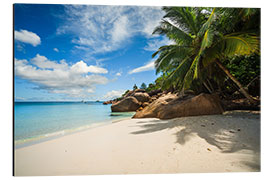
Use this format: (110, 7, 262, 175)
(152, 7, 260, 102)
(122, 90, 130, 97)
(140, 83, 147, 89)
(145, 75, 165, 92)
(133, 84, 138, 90)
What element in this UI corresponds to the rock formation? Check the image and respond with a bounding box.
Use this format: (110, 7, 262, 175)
(133, 93, 224, 119)
(132, 92, 150, 103)
(111, 96, 141, 112)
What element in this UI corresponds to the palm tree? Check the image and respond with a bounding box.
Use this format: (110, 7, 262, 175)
(152, 7, 260, 103)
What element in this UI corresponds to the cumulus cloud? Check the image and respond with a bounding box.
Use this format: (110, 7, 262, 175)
(53, 48, 59, 52)
(15, 54, 109, 98)
(103, 90, 125, 100)
(129, 61, 155, 74)
(31, 54, 68, 70)
(15, 29, 41, 46)
(57, 5, 165, 54)
(70, 60, 108, 74)
(116, 72, 121, 76)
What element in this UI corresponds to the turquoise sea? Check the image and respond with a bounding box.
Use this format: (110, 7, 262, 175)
(14, 102, 135, 148)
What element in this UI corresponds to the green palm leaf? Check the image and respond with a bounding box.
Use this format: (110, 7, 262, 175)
(163, 56, 193, 90)
(154, 45, 193, 74)
(162, 7, 198, 35)
(198, 8, 216, 37)
(221, 33, 260, 56)
(153, 20, 193, 45)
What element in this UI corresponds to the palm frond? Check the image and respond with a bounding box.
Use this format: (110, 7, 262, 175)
(240, 8, 259, 19)
(198, 8, 216, 37)
(162, 56, 193, 90)
(201, 32, 260, 66)
(180, 54, 201, 90)
(200, 29, 215, 53)
(152, 44, 186, 58)
(162, 7, 199, 35)
(221, 33, 260, 57)
(153, 20, 193, 45)
(155, 51, 176, 74)
(154, 45, 193, 74)
(194, 7, 209, 32)
(201, 45, 222, 67)
(193, 55, 201, 79)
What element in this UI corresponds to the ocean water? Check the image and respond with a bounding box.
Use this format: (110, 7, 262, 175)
(14, 102, 135, 148)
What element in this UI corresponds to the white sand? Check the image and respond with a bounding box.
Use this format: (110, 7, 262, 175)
(14, 110, 260, 176)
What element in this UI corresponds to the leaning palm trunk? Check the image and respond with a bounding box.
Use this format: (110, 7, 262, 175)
(215, 59, 257, 104)
(203, 82, 213, 93)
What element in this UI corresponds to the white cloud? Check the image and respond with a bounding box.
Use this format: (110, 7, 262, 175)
(116, 72, 121, 76)
(15, 29, 41, 46)
(74, 45, 90, 51)
(103, 90, 125, 100)
(129, 61, 155, 74)
(70, 60, 108, 74)
(57, 5, 165, 54)
(15, 54, 109, 98)
(31, 54, 68, 70)
(144, 37, 175, 52)
(16, 43, 25, 52)
(111, 16, 130, 43)
(53, 48, 59, 52)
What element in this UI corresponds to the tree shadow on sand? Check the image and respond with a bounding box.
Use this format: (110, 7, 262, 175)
(131, 111, 260, 171)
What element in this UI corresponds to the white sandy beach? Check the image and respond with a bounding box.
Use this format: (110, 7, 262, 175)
(14, 110, 260, 176)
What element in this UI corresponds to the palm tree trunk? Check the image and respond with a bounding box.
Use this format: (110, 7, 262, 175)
(215, 59, 257, 104)
(203, 82, 212, 93)
(207, 79, 214, 92)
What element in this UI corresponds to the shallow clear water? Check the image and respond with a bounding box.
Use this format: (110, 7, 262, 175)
(14, 102, 135, 147)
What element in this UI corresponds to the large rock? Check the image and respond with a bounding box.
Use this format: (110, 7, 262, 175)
(123, 89, 146, 98)
(103, 100, 118, 105)
(123, 90, 133, 98)
(147, 89, 162, 96)
(132, 92, 150, 103)
(132, 93, 177, 118)
(103, 100, 112, 105)
(133, 89, 146, 93)
(111, 96, 141, 112)
(142, 102, 150, 108)
(133, 93, 224, 119)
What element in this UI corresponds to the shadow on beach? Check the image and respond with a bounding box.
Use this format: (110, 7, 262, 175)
(131, 111, 260, 171)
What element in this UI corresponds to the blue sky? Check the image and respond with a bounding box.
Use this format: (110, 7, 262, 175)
(14, 4, 173, 101)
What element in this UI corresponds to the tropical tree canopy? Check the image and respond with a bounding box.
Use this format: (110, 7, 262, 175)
(152, 7, 260, 102)
(133, 84, 138, 90)
(140, 83, 147, 89)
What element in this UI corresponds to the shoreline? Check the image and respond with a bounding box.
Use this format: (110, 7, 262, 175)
(15, 110, 260, 176)
(15, 116, 133, 149)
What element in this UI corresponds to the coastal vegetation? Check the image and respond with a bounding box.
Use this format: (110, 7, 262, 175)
(151, 7, 260, 103)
